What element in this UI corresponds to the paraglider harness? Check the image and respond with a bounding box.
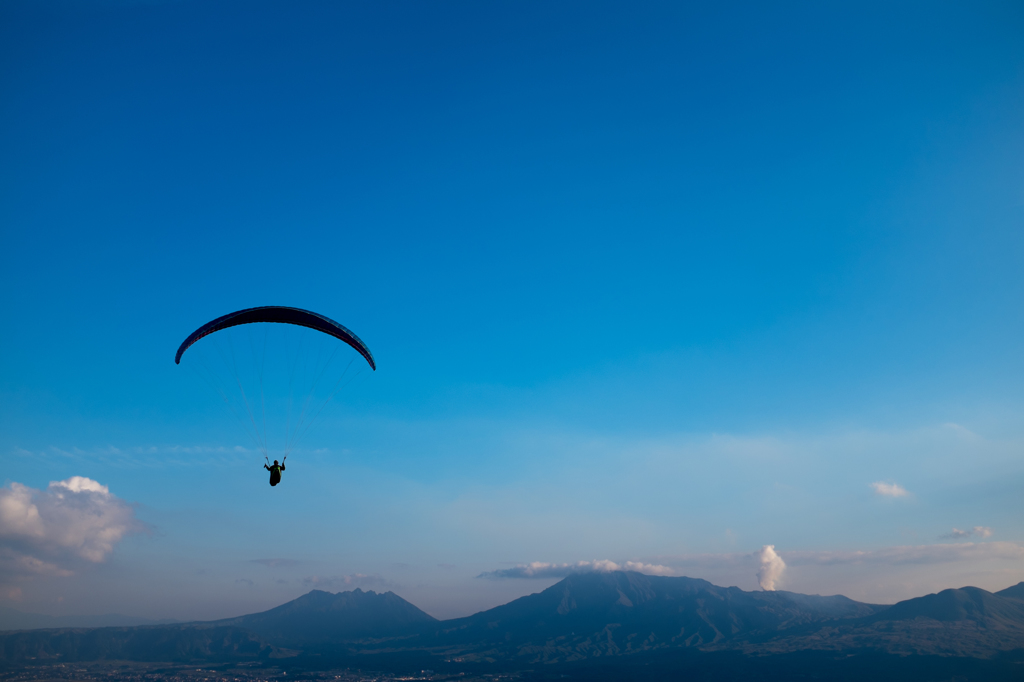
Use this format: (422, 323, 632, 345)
(264, 456, 286, 486)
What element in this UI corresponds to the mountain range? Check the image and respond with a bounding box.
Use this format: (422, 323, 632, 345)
(2, 571, 1023, 679)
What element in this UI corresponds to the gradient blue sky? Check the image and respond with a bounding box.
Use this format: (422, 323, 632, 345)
(2, 0, 1023, 621)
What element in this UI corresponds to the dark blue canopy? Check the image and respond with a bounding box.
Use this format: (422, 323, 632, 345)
(175, 306, 375, 370)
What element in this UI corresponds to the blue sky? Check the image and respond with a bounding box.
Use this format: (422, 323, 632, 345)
(1, 0, 1023, 620)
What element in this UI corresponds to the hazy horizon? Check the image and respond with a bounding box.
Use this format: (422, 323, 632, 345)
(5, 566, 1023, 626)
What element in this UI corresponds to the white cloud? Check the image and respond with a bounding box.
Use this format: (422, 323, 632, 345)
(51, 476, 110, 494)
(0, 477, 144, 581)
(477, 559, 675, 580)
(941, 526, 994, 540)
(621, 561, 675, 575)
(755, 545, 785, 591)
(870, 481, 909, 497)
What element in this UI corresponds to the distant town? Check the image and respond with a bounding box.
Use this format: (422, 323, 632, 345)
(0, 662, 524, 682)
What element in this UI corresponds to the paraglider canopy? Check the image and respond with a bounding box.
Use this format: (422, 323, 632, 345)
(174, 306, 374, 462)
(175, 306, 375, 370)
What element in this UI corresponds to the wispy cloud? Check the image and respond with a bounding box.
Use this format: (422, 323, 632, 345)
(301, 573, 394, 590)
(782, 542, 1023, 566)
(944, 528, 971, 539)
(10, 445, 257, 470)
(477, 559, 675, 580)
(941, 526, 993, 540)
(0, 478, 146, 582)
(870, 481, 909, 497)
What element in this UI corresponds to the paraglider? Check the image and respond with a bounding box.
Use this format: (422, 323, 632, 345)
(264, 456, 286, 486)
(175, 306, 375, 487)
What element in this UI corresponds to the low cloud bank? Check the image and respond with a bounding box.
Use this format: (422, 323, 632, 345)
(478, 559, 675, 580)
(783, 541, 1022, 566)
(0, 477, 144, 581)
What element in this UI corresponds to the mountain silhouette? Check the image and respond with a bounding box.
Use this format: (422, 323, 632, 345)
(870, 585, 1024, 625)
(412, 571, 884, 661)
(210, 588, 435, 645)
(996, 581, 1024, 600)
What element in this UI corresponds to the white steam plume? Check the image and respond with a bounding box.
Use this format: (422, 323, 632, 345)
(755, 545, 785, 591)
